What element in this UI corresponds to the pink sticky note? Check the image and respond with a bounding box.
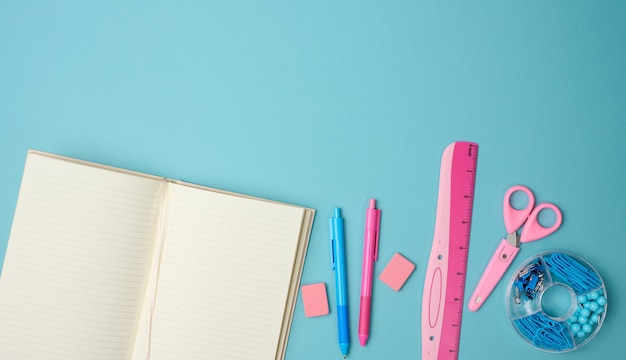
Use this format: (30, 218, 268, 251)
(301, 282, 329, 317)
(379, 253, 416, 291)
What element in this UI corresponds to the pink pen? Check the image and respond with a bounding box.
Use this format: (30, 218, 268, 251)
(358, 198, 381, 346)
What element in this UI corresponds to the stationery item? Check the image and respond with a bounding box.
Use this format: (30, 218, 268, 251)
(505, 251, 607, 352)
(0, 150, 315, 360)
(543, 253, 601, 293)
(468, 185, 562, 311)
(514, 313, 574, 351)
(358, 199, 381, 346)
(379, 253, 415, 291)
(301, 283, 330, 318)
(329, 208, 349, 357)
(422, 141, 478, 360)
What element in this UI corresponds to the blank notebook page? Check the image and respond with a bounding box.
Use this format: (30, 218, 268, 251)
(148, 183, 305, 360)
(0, 153, 163, 360)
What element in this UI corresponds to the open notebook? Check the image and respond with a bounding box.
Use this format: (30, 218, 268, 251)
(0, 150, 314, 360)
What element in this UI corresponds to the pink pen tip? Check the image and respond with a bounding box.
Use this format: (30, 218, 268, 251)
(369, 199, 376, 208)
(359, 334, 369, 346)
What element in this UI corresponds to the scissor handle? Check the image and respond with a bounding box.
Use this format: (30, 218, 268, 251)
(520, 202, 562, 243)
(503, 185, 535, 234)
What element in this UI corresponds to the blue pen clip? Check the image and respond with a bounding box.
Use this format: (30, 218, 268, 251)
(329, 216, 337, 270)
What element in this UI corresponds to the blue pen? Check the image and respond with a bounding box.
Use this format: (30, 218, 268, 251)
(330, 208, 350, 358)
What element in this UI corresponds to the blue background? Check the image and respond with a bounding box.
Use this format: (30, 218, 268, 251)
(1, 1, 625, 359)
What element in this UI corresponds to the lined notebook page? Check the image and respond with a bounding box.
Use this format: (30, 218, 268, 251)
(0, 152, 164, 360)
(147, 183, 305, 360)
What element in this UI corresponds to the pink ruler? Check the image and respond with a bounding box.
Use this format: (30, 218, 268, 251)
(422, 142, 478, 360)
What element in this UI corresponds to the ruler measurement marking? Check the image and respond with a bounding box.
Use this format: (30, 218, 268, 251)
(422, 142, 478, 360)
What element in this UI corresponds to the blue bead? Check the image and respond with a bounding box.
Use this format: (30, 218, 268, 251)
(595, 306, 604, 314)
(581, 309, 591, 317)
(571, 323, 581, 333)
(578, 295, 588, 303)
(568, 315, 578, 323)
(576, 331, 586, 337)
(579, 316, 588, 324)
(583, 324, 593, 333)
(597, 296, 607, 306)
(589, 301, 599, 312)
(590, 314, 599, 324)
(589, 291, 600, 300)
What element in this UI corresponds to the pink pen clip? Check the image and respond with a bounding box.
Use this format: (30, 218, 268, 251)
(359, 198, 381, 346)
(366, 199, 381, 261)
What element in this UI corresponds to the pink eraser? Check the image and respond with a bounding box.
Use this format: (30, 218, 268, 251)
(301, 282, 329, 317)
(379, 253, 416, 291)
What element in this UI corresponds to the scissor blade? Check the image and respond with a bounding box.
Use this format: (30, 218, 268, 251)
(505, 232, 520, 247)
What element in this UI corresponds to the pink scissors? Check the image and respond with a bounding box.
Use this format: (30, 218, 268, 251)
(468, 185, 562, 311)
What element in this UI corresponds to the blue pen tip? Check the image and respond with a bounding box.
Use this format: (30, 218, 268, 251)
(334, 208, 341, 217)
